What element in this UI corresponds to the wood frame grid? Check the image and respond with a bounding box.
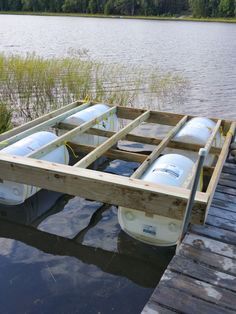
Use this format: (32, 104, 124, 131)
(0, 100, 235, 225)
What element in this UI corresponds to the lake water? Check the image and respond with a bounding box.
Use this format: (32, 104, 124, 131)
(0, 14, 236, 118)
(0, 14, 236, 314)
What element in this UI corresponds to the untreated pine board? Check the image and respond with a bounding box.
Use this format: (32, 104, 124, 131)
(74, 110, 151, 168)
(206, 215, 236, 232)
(132, 115, 188, 179)
(178, 243, 236, 276)
(190, 224, 236, 246)
(0, 100, 83, 142)
(60, 124, 221, 155)
(204, 119, 222, 155)
(0, 154, 208, 222)
(0, 101, 90, 148)
(168, 255, 236, 293)
(114, 105, 185, 125)
(27, 106, 117, 159)
(108, 103, 233, 132)
(151, 283, 234, 314)
(68, 142, 147, 163)
(160, 269, 236, 311)
(183, 233, 236, 259)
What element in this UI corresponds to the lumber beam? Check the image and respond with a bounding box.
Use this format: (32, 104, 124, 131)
(27, 106, 117, 159)
(131, 115, 188, 179)
(0, 153, 208, 223)
(0, 101, 90, 148)
(68, 142, 148, 163)
(58, 124, 221, 154)
(74, 110, 151, 168)
(69, 142, 214, 176)
(204, 120, 222, 155)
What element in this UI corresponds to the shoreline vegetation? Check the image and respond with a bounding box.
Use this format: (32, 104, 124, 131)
(1, 11, 236, 23)
(0, 54, 188, 130)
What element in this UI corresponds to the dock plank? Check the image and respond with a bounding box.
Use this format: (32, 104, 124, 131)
(208, 206, 236, 220)
(190, 224, 236, 245)
(206, 215, 236, 232)
(168, 255, 236, 292)
(183, 233, 236, 258)
(149, 284, 234, 314)
(143, 153, 236, 314)
(161, 269, 236, 311)
(178, 243, 236, 276)
(142, 301, 176, 314)
(211, 198, 236, 212)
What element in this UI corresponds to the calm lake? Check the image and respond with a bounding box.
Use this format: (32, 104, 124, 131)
(0, 14, 236, 118)
(0, 14, 236, 314)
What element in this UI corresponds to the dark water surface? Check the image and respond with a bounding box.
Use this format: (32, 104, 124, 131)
(0, 157, 175, 314)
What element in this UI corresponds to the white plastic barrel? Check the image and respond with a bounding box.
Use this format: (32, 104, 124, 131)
(168, 117, 222, 166)
(118, 154, 197, 247)
(0, 131, 69, 205)
(59, 104, 118, 146)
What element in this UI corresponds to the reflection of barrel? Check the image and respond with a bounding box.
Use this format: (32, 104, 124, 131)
(0, 189, 63, 225)
(118, 154, 197, 247)
(59, 104, 118, 146)
(0, 131, 69, 205)
(171, 117, 222, 166)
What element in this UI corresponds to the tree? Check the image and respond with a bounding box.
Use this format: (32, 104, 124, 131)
(219, 0, 235, 16)
(88, 0, 97, 13)
(104, 0, 114, 14)
(189, 0, 210, 17)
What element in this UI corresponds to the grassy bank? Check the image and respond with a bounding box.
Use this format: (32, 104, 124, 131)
(1, 11, 236, 24)
(0, 54, 188, 128)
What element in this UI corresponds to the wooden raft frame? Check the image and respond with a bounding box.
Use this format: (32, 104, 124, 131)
(0, 100, 235, 225)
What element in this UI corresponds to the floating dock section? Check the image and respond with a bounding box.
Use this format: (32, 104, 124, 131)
(0, 100, 235, 225)
(0, 100, 236, 313)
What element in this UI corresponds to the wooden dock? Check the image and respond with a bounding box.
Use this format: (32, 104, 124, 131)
(142, 160, 236, 314)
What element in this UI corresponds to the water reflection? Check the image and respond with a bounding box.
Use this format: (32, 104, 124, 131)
(0, 157, 174, 313)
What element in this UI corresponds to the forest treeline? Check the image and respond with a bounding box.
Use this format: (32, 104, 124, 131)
(0, 0, 236, 18)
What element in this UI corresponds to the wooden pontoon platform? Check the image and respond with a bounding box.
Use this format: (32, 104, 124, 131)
(0, 100, 235, 225)
(0, 100, 236, 313)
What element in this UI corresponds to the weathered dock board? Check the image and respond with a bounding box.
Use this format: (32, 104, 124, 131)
(142, 160, 236, 314)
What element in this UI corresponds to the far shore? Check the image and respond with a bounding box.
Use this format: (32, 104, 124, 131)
(1, 11, 236, 24)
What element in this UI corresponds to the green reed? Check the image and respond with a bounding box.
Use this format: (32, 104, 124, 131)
(0, 53, 188, 126)
(0, 102, 12, 134)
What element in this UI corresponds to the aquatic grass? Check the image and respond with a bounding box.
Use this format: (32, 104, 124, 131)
(0, 53, 189, 125)
(0, 102, 12, 134)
